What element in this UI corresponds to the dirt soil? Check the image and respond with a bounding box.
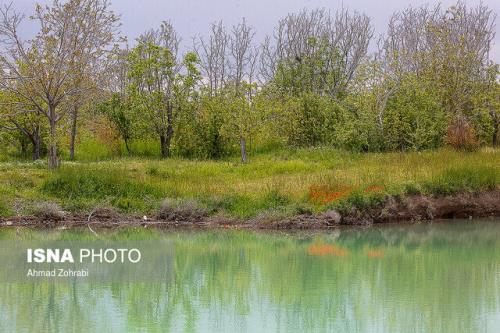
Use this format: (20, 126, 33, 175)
(1, 190, 499, 231)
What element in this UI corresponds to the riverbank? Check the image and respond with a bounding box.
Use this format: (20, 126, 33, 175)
(1, 189, 498, 230)
(0, 148, 498, 229)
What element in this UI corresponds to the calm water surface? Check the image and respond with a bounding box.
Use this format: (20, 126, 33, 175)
(0, 220, 499, 333)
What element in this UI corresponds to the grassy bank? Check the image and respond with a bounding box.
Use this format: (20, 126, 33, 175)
(0, 147, 498, 220)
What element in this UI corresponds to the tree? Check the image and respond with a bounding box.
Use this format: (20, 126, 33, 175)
(98, 93, 134, 153)
(195, 19, 259, 162)
(67, 76, 95, 160)
(128, 22, 200, 158)
(0, 0, 119, 168)
(261, 8, 373, 99)
(0, 89, 46, 160)
(228, 19, 259, 162)
(379, 1, 496, 135)
(194, 21, 230, 97)
(472, 64, 500, 146)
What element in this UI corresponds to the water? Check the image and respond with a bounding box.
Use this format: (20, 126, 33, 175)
(0, 220, 499, 333)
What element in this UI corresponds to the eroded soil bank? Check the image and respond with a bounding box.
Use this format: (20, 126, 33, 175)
(0, 190, 499, 230)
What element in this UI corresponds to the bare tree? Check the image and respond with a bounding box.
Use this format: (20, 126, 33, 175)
(0, 0, 119, 168)
(101, 43, 130, 96)
(195, 19, 259, 162)
(260, 8, 373, 98)
(228, 19, 259, 163)
(379, 1, 496, 118)
(194, 21, 230, 97)
(379, 5, 441, 76)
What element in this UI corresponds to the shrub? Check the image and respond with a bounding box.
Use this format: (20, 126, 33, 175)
(282, 93, 333, 147)
(174, 96, 232, 159)
(345, 190, 385, 210)
(261, 189, 290, 209)
(33, 201, 65, 221)
(445, 116, 479, 151)
(404, 182, 422, 196)
(383, 75, 446, 151)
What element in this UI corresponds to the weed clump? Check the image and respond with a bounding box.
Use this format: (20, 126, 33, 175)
(159, 198, 208, 220)
(33, 201, 65, 221)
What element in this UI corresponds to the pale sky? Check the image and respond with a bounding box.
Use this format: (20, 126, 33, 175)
(6, 0, 500, 63)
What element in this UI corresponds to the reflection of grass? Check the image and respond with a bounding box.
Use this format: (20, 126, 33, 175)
(0, 147, 498, 218)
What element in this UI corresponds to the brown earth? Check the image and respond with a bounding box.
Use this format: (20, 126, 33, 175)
(0, 190, 499, 231)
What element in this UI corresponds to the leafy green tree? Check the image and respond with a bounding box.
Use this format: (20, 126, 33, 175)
(98, 93, 134, 153)
(127, 23, 200, 158)
(471, 65, 500, 146)
(0, 90, 46, 159)
(383, 75, 446, 151)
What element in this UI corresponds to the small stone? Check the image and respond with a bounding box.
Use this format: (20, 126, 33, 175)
(5, 221, 13, 226)
(322, 210, 341, 224)
(143, 215, 148, 221)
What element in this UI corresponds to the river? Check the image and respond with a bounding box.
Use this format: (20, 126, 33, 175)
(0, 219, 499, 332)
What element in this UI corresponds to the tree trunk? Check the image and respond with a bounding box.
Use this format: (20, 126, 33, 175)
(165, 124, 173, 157)
(493, 120, 498, 147)
(32, 138, 41, 161)
(124, 138, 131, 154)
(20, 137, 28, 157)
(159, 134, 169, 158)
(159, 104, 174, 159)
(69, 105, 78, 160)
(167, 105, 174, 153)
(47, 107, 59, 169)
(31, 125, 41, 161)
(240, 136, 247, 163)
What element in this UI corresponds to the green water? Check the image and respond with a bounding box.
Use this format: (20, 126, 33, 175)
(1, 220, 500, 333)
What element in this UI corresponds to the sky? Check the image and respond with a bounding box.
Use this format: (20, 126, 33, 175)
(6, 0, 500, 63)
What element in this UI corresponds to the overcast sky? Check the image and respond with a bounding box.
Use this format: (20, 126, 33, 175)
(7, 0, 500, 63)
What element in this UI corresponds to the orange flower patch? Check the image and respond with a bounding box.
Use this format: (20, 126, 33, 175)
(366, 250, 385, 258)
(308, 184, 384, 205)
(307, 244, 349, 257)
(309, 185, 353, 205)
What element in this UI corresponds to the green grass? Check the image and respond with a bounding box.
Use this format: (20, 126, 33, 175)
(0, 147, 498, 219)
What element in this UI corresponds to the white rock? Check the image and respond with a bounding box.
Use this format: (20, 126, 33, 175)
(323, 210, 341, 224)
